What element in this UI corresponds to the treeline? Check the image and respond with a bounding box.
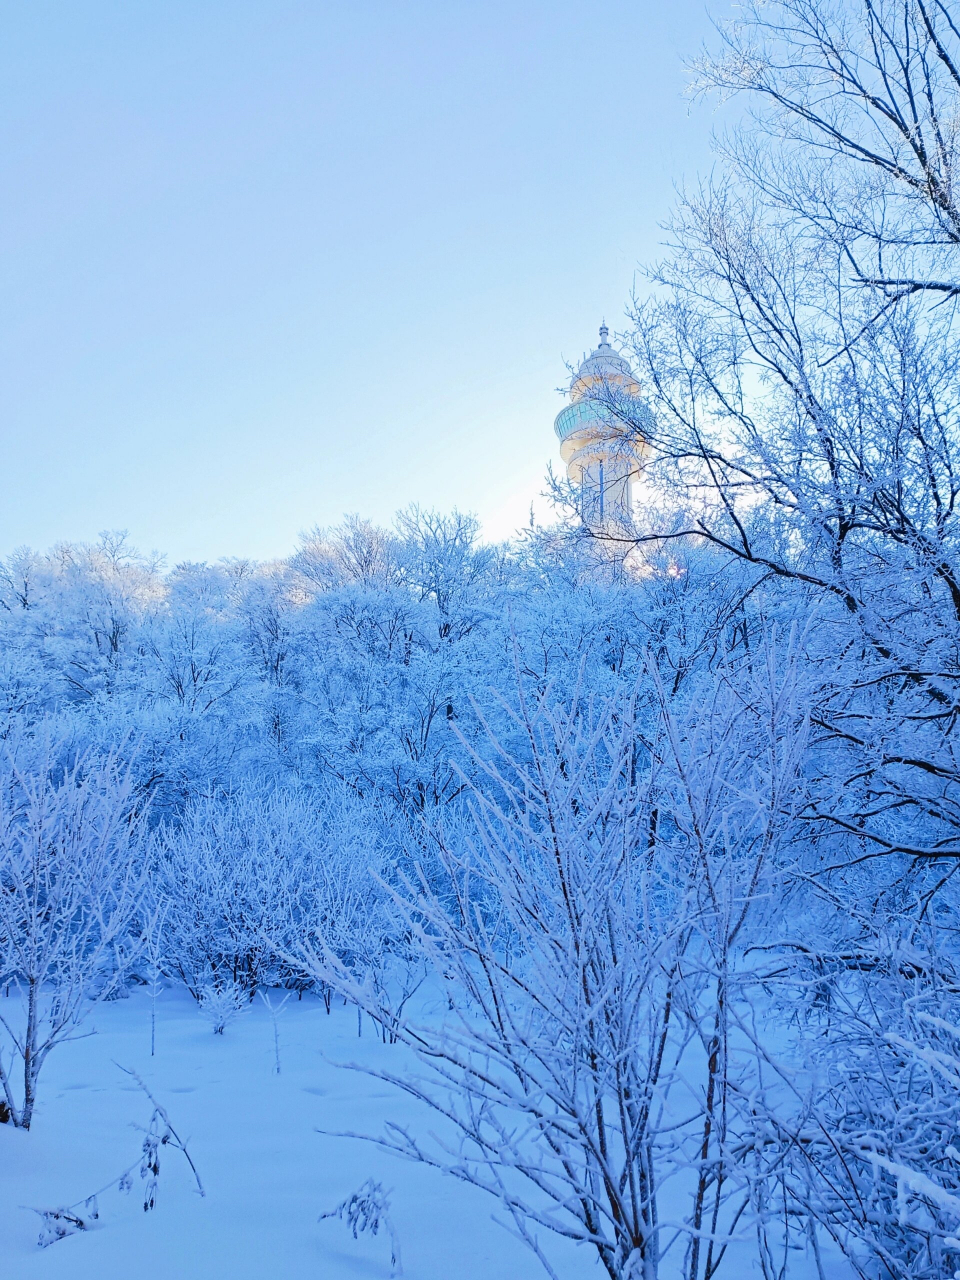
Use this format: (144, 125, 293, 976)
(0, 511, 721, 815)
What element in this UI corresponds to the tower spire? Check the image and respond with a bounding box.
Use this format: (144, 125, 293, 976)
(599, 321, 609, 345)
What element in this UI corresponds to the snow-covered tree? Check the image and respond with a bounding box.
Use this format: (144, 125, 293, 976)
(0, 740, 149, 1128)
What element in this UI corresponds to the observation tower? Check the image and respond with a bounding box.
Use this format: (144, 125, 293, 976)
(554, 325, 648, 532)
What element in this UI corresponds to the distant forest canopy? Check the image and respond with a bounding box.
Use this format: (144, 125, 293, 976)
(0, 509, 728, 817)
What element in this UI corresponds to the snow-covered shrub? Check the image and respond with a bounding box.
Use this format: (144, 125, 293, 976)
(0, 739, 149, 1129)
(759, 954, 960, 1280)
(292, 655, 806, 1280)
(646, 637, 809, 1280)
(198, 978, 247, 1034)
(155, 781, 397, 1002)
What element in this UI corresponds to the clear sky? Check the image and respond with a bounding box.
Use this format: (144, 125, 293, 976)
(1, 1, 723, 565)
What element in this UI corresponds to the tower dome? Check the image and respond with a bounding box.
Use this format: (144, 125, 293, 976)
(569, 324, 639, 401)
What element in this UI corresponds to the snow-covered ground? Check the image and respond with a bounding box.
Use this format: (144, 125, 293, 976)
(1, 987, 851, 1280)
(1, 987, 585, 1280)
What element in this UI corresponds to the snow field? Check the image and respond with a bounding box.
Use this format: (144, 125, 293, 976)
(0, 987, 581, 1280)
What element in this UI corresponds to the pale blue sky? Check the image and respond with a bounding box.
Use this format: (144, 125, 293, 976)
(1, 1, 723, 564)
